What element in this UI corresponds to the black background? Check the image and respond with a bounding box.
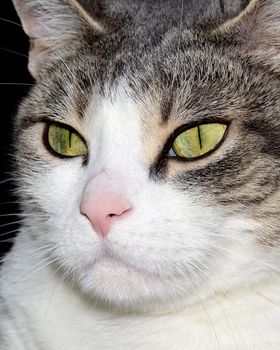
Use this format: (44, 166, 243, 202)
(0, 1, 32, 259)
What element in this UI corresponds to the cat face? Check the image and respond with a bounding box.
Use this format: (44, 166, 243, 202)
(12, 0, 280, 310)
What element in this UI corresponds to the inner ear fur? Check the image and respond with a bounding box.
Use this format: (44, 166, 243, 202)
(213, 0, 280, 71)
(12, 0, 104, 78)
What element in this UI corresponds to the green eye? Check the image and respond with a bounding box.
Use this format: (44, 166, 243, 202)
(172, 123, 228, 159)
(48, 123, 88, 157)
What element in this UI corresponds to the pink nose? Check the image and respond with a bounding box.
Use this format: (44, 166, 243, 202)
(80, 189, 132, 238)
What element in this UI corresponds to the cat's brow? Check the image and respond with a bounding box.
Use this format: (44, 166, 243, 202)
(18, 115, 68, 130)
(160, 92, 174, 123)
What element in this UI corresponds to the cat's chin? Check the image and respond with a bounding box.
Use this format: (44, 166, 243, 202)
(78, 256, 158, 308)
(75, 256, 186, 311)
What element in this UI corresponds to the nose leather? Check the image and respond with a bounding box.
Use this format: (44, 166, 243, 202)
(80, 174, 132, 237)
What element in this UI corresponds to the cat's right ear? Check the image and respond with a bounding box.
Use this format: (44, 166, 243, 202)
(12, 0, 105, 79)
(213, 0, 280, 73)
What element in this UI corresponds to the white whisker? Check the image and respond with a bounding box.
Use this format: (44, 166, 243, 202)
(0, 228, 20, 238)
(0, 83, 33, 86)
(0, 46, 28, 58)
(0, 17, 22, 28)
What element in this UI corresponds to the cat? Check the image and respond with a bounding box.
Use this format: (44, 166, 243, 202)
(1, 0, 280, 348)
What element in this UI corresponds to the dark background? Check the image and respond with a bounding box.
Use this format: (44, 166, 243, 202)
(0, 1, 32, 259)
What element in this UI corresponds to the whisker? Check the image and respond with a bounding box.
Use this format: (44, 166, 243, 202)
(0, 178, 15, 185)
(232, 296, 277, 348)
(0, 220, 25, 229)
(0, 83, 33, 86)
(0, 202, 19, 206)
(0, 213, 47, 218)
(243, 292, 280, 334)
(7, 257, 58, 285)
(0, 218, 45, 229)
(0, 214, 20, 218)
(190, 257, 279, 349)
(0, 238, 14, 243)
(0, 46, 28, 58)
(40, 263, 65, 328)
(200, 295, 222, 350)
(185, 273, 223, 350)
(192, 260, 251, 349)
(0, 228, 20, 238)
(1, 243, 57, 278)
(201, 241, 280, 276)
(0, 17, 22, 28)
(263, 262, 280, 273)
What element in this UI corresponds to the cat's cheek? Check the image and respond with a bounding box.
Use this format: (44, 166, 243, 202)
(29, 159, 86, 211)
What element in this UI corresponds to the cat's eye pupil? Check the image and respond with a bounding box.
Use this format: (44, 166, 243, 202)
(68, 132, 72, 148)
(197, 126, 202, 149)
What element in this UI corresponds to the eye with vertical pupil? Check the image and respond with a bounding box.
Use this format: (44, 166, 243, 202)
(171, 123, 228, 159)
(48, 123, 88, 157)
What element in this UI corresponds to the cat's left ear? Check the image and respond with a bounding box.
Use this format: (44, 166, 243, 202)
(213, 0, 280, 72)
(12, 0, 105, 78)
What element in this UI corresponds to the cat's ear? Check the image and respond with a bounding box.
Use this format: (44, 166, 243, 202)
(213, 0, 280, 72)
(12, 0, 104, 78)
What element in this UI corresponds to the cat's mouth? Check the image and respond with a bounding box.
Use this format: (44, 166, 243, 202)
(97, 243, 156, 280)
(81, 241, 195, 310)
(80, 240, 161, 293)
(84, 253, 158, 305)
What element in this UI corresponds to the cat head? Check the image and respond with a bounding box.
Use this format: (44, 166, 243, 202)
(12, 0, 280, 311)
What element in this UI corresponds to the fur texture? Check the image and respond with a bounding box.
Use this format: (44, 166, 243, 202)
(1, 0, 280, 349)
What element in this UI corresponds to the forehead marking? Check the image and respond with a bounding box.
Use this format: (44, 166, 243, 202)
(161, 91, 174, 124)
